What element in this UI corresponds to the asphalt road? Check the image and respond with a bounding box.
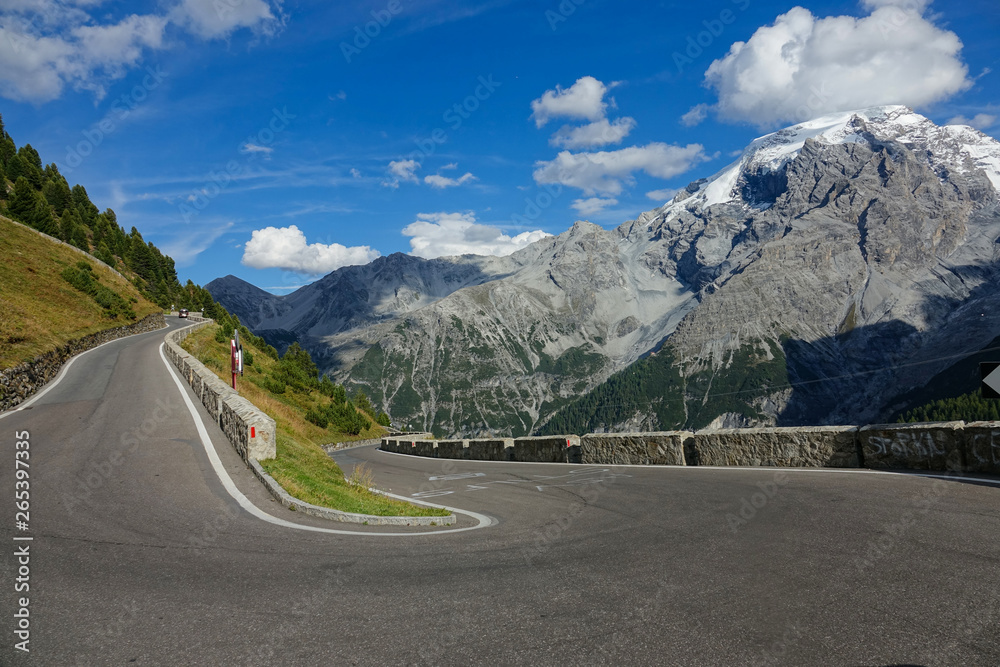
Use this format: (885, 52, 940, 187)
(1, 319, 998, 665)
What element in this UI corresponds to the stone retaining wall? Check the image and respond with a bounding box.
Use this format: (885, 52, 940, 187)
(513, 436, 580, 463)
(692, 426, 860, 468)
(581, 432, 687, 466)
(859, 422, 965, 472)
(380, 422, 1000, 474)
(468, 438, 514, 461)
(436, 440, 469, 459)
(963, 422, 1000, 474)
(163, 322, 276, 462)
(0, 313, 165, 412)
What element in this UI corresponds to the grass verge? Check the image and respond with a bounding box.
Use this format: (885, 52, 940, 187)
(180, 324, 448, 517)
(0, 216, 162, 369)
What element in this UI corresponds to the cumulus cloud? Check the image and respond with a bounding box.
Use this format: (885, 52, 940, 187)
(402, 212, 551, 259)
(242, 225, 380, 275)
(382, 159, 420, 188)
(530, 76, 615, 128)
(424, 172, 476, 188)
(533, 143, 709, 196)
(680, 104, 710, 127)
(947, 113, 997, 130)
(550, 117, 637, 149)
(170, 0, 284, 39)
(0, 12, 167, 101)
(571, 197, 619, 217)
(0, 0, 283, 102)
(703, 3, 971, 127)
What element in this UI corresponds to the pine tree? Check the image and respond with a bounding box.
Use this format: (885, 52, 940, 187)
(7, 177, 38, 220)
(16, 146, 43, 189)
(42, 175, 71, 211)
(0, 135, 15, 170)
(6, 153, 27, 184)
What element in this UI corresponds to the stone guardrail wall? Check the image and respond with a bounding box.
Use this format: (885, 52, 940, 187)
(0, 313, 166, 412)
(165, 324, 454, 526)
(163, 322, 276, 462)
(381, 422, 1000, 474)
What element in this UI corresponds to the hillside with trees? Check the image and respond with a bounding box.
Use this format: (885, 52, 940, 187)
(0, 114, 212, 313)
(0, 114, 230, 369)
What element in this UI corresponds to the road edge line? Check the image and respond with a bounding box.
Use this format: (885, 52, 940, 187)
(158, 342, 497, 537)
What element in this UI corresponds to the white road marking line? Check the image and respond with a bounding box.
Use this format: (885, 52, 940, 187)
(159, 343, 497, 536)
(428, 472, 485, 481)
(0, 325, 168, 420)
(376, 449, 1000, 486)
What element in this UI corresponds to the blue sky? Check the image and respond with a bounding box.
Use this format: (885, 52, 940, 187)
(1, 0, 997, 293)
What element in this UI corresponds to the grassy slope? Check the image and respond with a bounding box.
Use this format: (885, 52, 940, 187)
(0, 215, 162, 369)
(181, 325, 447, 517)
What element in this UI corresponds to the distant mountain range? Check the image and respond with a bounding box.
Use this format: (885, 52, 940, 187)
(209, 105, 1000, 437)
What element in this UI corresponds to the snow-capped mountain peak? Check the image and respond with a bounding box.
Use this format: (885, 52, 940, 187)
(659, 105, 1000, 218)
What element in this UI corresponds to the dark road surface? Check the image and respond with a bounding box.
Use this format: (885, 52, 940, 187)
(1, 320, 998, 665)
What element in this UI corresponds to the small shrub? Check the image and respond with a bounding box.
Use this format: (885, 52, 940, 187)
(261, 376, 286, 394)
(304, 408, 328, 429)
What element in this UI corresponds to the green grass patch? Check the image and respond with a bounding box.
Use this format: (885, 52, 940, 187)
(181, 324, 447, 518)
(0, 215, 161, 369)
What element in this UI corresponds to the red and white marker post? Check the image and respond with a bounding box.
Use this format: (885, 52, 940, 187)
(231, 330, 243, 390)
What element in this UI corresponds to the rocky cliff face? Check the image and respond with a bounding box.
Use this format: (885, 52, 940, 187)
(565, 106, 1000, 431)
(317, 221, 697, 436)
(210, 106, 1000, 436)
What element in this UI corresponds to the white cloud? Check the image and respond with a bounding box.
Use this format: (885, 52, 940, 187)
(424, 172, 476, 189)
(402, 212, 551, 259)
(350, 168, 362, 178)
(533, 143, 709, 196)
(0, 12, 167, 101)
(947, 113, 997, 130)
(571, 197, 619, 217)
(680, 104, 710, 127)
(389, 159, 419, 181)
(703, 4, 971, 127)
(241, 143, 273, 156)
(550, 117, 637, 149)
(530, 76, 615, 128)
(171, 0, 283, 39)
(161, 222, 233, 267)
(382, 159, 420, 188)
(646, 188, 678, 202)
(0, 0, 282, 103)
(242, 225, 381, 275)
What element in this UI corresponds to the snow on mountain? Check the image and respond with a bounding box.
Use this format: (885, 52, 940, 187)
(658, 105, 1000, 214)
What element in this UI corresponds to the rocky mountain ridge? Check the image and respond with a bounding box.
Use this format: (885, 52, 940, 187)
(211, 106, 1000, 436)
